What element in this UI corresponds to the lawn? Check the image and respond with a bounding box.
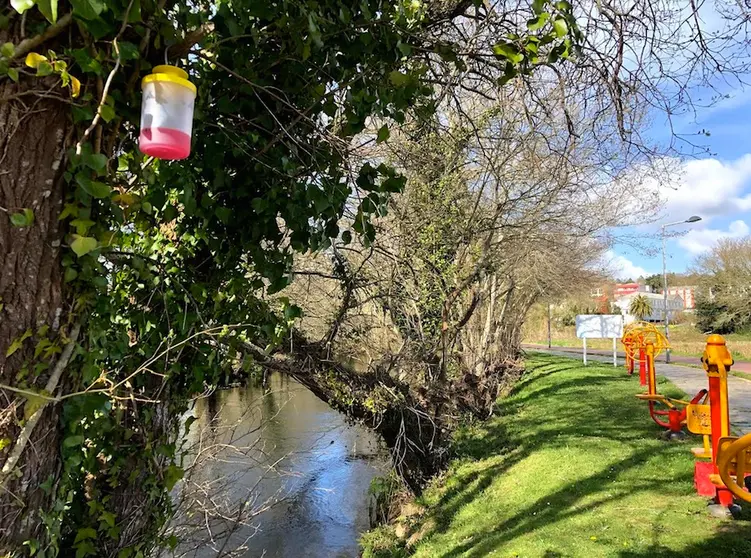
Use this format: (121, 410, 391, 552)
(524, 324, 751, 361)
(363, 354, 751, 557)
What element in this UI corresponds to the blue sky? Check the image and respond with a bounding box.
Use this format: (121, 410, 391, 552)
(608, 83, 751, 281)
(602, 1, 751, 282)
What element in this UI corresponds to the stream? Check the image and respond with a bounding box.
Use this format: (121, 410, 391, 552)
(173, 373, 389, 557)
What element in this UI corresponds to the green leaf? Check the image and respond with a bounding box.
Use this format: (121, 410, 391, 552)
(7, 68, 19, 82)
(23, 392, 47, 420)
(99, 104, 116, 123)
(553, 17, 568, 37)
(6, 334, 26, 357)
(532, 0, 546, 14)
(36, 60, 53, 76)
(69, 0, 106, 20)
(75, 172, 111, 198)
(70, 218, 95, 235)
(215, 207, 231, 224)
(118, 41, 139, 61)
(37, 0, 58, 23)
(73, 526, 97, 544)
(526, 13, 549, 31)
(388, 70, 411, 87)
(10, 0, 35, 15)
(1, 42, 14, 59)
(64, 267, 78, 282)
(23, 539, 40, 556)
(341, 230, 352, 245)
(164, 464, 184, 490)
(70, 235, 98, 257)
(64, 434, 85, 449)
(9, 208, 34, 227)
(492, 43, 524, 64)
(99, 511, 116, 528)
(376, 125, 390, 144)
(84, 152, 108, 172)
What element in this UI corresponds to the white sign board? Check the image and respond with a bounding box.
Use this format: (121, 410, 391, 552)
(575, 315, 624, 339)
(574, 315, 623, 367)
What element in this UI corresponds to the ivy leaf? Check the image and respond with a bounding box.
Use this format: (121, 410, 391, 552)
(1, 42, 14, 58)
(7, 68, 19, 82)
(83, 152, 107, 172)
(23, 392, 47, 420)
(341, 230, 352, 245)
(36, 0, 58, 23)
(99, 104, 116, 123)
(98, 511, 116, 528)
(75, 172, 111, 198)
(6, 329, 32, 357)
(376, 125, 390, 143)
(118, 41, 139, 61)
(63, 434, 84, 449)
(64, 267, 78, 282)
(164, 464, 184, 490)
(69, 0, 106, 20)
(25, 52, 47, 69)
(23, 539, 40, 557)
(10, 208, 34, 228)
(70, 235, 98, 257)
(73, 526, 96, 543)
(10, 0, 35, 14)
(36, 60, 53, 76)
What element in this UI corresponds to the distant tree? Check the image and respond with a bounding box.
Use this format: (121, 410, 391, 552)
(629, 295, 654, 320)
(694, 238, 751, 333)
(645, 274, 663, 292)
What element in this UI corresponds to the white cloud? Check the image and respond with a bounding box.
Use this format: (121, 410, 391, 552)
(657, 155, 751, 222)
(677, 220, 750, 255)
(616, 155, 751, 226)
(601, 250, 650, 280)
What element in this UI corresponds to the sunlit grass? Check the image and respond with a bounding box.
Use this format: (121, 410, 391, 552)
(524, 325, 751, 361)
(393, 354, 751, 557)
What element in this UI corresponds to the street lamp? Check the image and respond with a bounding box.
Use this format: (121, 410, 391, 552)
(662, 215, 702, 363)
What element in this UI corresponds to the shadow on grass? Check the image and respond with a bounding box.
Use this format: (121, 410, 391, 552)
(414, 354, 751, 557)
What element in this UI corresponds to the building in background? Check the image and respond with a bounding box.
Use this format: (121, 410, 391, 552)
(664, 286, 696, 310)
(614, 283, 652, 297)
(613, 291, 684, 323)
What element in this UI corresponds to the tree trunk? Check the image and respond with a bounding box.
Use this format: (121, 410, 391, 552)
(0, 72, 71, 546)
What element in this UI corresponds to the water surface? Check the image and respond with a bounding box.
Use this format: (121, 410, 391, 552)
(175, 374, 387, 557)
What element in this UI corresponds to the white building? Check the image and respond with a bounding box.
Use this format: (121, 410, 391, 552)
(613, 292, 684, 323)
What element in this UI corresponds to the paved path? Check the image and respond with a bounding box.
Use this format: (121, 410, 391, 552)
(525, 346, 751, 435)
(523, 343, 751, 373)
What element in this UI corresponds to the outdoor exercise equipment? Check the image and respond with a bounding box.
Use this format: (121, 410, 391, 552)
(634, 340, 708, 436)
(689, 335, 736, 507)
(717, 434, 751, 503)
(622, 322, 668, 386)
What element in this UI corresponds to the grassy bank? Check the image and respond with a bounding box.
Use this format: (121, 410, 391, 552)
(524, 324, 751, 361)
(362, 354, 751, 557)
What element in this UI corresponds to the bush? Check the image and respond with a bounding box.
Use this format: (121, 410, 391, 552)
(694, 297, 736, 334)
(360, 526, 407, 558)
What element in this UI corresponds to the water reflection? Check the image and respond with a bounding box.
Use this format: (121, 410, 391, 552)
(174, 374, 387, 557)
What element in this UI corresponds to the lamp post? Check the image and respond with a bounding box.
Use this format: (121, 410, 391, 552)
(662, 215, 702, 363)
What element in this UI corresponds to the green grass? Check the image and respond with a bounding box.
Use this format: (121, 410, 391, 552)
(730, 370, 751, 383)
(524, 325, 751, 361)
(368, 354, 751, 557)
